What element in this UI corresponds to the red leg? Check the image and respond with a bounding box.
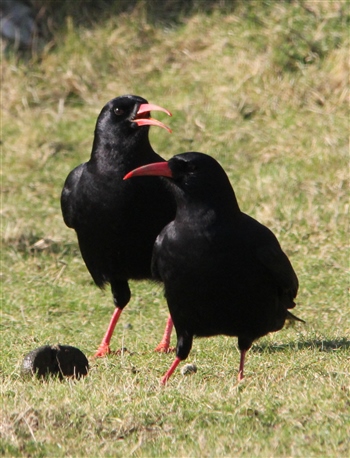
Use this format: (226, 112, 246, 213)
(238, 349, 246, 381)
(161, 356, 181, 385)
(154, 315, 174, 353)
(94, 307, 123, 357)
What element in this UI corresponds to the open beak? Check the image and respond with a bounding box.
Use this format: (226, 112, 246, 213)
(133, 103, 172, 133)
(123, 162, 173, 180)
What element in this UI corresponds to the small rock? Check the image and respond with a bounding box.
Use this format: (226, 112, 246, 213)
(181, 363, 197, 376)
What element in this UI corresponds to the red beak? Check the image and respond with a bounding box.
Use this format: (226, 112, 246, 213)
(123, 162, 172, 180)
(133, 103, 172, 133)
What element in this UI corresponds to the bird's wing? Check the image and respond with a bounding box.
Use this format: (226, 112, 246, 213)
(60, 164, 85, 229)
(151, 230, 166, 282)
(256, 243, 299, 300)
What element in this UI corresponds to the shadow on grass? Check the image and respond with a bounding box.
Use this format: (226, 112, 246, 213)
(32, 0, 238, 28)
(3, 0, 241, 56)
(252, 338, 350, 353)
(3, 232, 79, 257)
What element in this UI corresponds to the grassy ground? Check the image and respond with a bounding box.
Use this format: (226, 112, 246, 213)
(1, 1, 349, 456)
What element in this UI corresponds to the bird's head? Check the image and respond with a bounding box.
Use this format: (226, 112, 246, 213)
(124, 152, 227, 186)
(96, 94, 171, 135)
(124, 152, 240, 213)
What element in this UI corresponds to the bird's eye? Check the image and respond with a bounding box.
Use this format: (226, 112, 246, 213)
(114, 107, 124, 116)
(187, 163, 198, 174)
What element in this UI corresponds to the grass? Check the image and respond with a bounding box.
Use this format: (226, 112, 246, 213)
(1, 0, 349, 456)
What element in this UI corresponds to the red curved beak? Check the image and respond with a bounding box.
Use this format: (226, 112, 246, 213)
(133, 103, 172, 133)
(123, 162, 172, 180)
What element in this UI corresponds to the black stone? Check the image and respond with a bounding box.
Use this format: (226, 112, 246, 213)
(21, 345, 89, 380)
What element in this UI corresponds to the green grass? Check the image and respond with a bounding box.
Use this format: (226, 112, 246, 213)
(1, 1, 349, 456)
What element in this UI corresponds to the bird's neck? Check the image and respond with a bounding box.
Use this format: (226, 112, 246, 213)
(90, 133, 154, 172)
(176, 196, 241, 229)
(172, 181, 241, 221)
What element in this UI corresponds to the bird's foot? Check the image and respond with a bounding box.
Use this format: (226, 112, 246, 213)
(154, 342, 175, 353)
(237, 371, 244, 382)
(93, 343, 111, 358)
(161, 356, 182, 385)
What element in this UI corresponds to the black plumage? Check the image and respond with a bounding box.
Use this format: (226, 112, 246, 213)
(124, 152, 303, 383)
(61, 95, 176, 356)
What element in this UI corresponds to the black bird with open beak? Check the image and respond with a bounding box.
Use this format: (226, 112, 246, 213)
(124, 152, 303, 384)
(61, 95, 176, 357)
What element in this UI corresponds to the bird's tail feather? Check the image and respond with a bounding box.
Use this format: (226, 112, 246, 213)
(286, 311, 305, 324)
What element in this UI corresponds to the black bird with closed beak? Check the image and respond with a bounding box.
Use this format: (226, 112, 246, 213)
(124, 152, 303, 384)
(61, 95, 176, 357)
